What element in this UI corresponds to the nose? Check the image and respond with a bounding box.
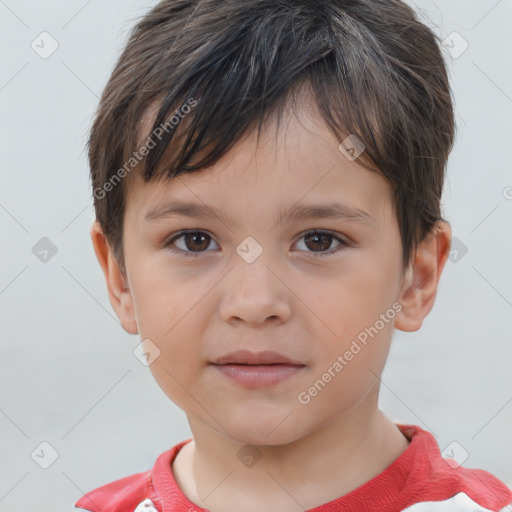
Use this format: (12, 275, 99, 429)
(219, 258, 292, 327)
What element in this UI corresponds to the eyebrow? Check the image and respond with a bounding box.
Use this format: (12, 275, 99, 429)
(144, 200, 376, 228)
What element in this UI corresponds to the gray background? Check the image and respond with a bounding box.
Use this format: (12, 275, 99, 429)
(1, 0, 511, 510)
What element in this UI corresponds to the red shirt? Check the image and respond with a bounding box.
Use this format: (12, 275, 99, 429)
(74, 424, 511, 512)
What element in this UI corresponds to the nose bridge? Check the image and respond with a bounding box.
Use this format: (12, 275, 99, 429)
(233, 241, 279, 300)
(219, 240, 291, 325)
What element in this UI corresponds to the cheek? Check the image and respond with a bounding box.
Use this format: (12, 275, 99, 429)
(139, 297, 211, 411)
(301, 260, 396, 377)
(302, 263, 390, 333)
(130, 257, 212, 338)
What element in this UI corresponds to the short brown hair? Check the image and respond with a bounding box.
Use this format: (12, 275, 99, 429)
(88, 0, 455, 275)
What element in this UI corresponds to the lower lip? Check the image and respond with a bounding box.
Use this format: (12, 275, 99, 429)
(212, 364, 305, 388)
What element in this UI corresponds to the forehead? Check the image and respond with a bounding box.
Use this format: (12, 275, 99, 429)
(126, 98, 393, 229)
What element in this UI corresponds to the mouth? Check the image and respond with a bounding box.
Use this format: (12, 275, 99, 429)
(211, 362, 306, 388)
(213, 362, 303, 366)
(212, 349, 304, 366)
(210, 349, 306, 388)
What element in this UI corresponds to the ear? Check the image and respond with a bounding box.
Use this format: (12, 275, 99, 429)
(394, 221, 452, 332)
(90, 221, 138, 335)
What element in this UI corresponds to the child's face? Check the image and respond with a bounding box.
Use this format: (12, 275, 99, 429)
(116, 104, 414, 445)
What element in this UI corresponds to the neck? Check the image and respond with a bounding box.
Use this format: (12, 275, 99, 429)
(173, 403, 410, 512)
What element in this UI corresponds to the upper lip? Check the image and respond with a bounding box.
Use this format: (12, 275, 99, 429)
(212, 350, 304, 366)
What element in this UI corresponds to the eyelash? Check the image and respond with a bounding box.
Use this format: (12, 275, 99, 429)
(164, 230, 350, 259)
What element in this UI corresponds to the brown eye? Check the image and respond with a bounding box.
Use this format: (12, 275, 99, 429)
(165, 229, 349, 259)
(294, 231, 349, 257)
(166, 231, 219, 257)
(182, 232, 211, 251)
(304, 233, 334, 252)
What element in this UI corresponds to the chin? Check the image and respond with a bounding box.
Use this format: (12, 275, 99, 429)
(224, 416, 307, 447)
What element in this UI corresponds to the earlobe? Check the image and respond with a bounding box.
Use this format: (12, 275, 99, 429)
(90, 221, 139, 335)
(394, 222, 452, 332)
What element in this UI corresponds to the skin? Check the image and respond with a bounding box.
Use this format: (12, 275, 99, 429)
(91, 100, 451, 512)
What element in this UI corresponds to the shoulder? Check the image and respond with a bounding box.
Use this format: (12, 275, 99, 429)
(71, 440, 192, 512)
(401, 492, 512, 511)
(396, 424, 512, 512)
(73, 470, 155, 512)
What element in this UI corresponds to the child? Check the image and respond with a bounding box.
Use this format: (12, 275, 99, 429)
(75, 0, 512, 511)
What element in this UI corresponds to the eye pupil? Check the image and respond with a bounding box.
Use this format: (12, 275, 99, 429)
(305, 233, 332, 252)
(185, 232, 210, 251)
